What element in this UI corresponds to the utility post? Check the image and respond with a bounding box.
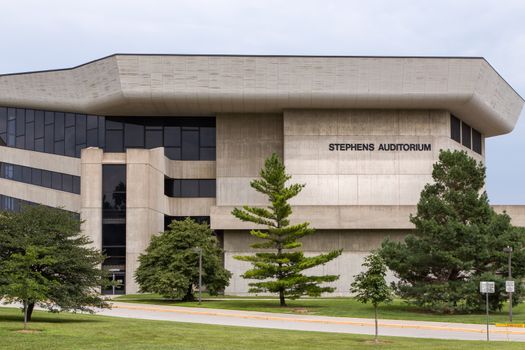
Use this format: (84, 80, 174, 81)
(480, 281, 495, 341)
(503, 246, 514, 323)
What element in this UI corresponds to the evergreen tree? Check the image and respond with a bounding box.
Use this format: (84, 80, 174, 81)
(381, 150, 525, 313)
(0, 205, 109, 325)
(351, 252, 392, 343)
(232, 153, 342, 306)
(135, 218, 231, 301)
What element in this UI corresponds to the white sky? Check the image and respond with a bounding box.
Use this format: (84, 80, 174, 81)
(0, 0, 524, 204)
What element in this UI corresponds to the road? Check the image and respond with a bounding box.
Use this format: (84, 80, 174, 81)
(98, 302, 525, 342)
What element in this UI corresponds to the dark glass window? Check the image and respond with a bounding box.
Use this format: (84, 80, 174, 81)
(73, 176, 81, 194)
(22, 166, 31, 183)
(199, 179, 216, 197)
(181, 129, 199, 160)
(16, 109, 25, 136)
(87, 129, 98, 147)
(32, 169, 42, 186)
(54, 112, 65, 141)
(472, 129, 482, 154)
(42, 170, 52, 188)
(0, 107, 6, 134)
(16, 135, 25, 149)
(25, 110, 34, 123)
(145, 128, 163, 149)
(44, 111, 54, 125)
(44, 124, 54, 153)
(54, 140, 65, 155)
(200, 127, 215, 147)
(26, 122, 34, 150)
(106, 130, 123, 152)
(34, 138, 44, 152)
(87, 115, 98, 130)
(164, 127, 181, 147)
(124, 123, 144, 148)
(34, 111, 44, 139)
(102, 165, 126, 217)
(102, 224, 126, 246)
(76, 114, 86, 144)
(0, 162, 79, 194)
(13, 165, 22, 181)
(62, 174, 73, 192)
(200, 148, 216, 160)
(180, 179, 199, 197)
(7, 119, 15, 146)
(52, 172, 62, 190)
(98, 117, 105, 148)
(462, 122, 472, 149)
(165, 178, 216, 198)
(451, 115, 461, 143)
(65, 126, 76, 156)
(164, 147, 181, 160)
(65, 113, 75, 127)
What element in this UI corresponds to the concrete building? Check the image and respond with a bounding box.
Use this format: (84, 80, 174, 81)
(0, 54, 524, 295)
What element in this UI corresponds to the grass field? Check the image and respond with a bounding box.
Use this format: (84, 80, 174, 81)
(0, 307, 523, 350)
(115, 294, 524, 325)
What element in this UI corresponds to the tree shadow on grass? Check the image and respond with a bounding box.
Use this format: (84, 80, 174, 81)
(0, 313, 103, 324)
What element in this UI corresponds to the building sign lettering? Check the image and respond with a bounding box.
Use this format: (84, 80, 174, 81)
(328, 143, 432, 152)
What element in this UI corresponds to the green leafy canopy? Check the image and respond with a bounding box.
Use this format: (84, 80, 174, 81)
(0, 205, 109, 322)
(135, 218, 232, 301)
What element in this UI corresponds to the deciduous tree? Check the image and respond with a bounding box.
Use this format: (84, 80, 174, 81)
(351, 253, 392, 342)
(135, 218, 231, 301)
(0, 205, 109, 325)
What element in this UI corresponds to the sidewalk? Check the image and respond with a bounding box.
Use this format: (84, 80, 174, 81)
(101, 301, 525, 342)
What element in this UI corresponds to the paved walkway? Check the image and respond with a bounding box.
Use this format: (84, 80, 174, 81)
(99, 302, 525, 342)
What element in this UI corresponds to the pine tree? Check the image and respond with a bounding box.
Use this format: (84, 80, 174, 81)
(232, 153, 342, 306)
(381, 150, 525, 313)
(351, 253, 392, 342)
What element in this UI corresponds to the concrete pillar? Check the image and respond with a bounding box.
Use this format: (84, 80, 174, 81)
(80, 148, 103, 250)
(125, 148, 165, 294)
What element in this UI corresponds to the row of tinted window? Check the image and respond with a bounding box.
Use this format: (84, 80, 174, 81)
(0, 194, 79, 220)
(0, 107, 104, 158)
(164, 178, 216, 198)
(0, 162, 80, 194)
(105, 117, 216, 160)
(0, 106, 216, 161)
(450, 115, 482, 155)
(0, 194, 36, 212)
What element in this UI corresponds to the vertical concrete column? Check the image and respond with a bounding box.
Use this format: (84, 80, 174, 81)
(80, 148, 103, 250)
(125, 148, 165, 294)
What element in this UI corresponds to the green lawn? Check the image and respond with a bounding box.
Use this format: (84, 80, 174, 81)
(115, 294, 524, 325)
(0, 307, 522, 350)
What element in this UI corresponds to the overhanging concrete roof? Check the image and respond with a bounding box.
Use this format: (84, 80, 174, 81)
(0, 54, 522, 137)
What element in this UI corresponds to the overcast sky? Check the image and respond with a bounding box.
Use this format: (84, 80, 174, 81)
(1, 0, 524, 204)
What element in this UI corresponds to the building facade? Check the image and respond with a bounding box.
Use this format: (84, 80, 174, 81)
(0, 55, 524, 295)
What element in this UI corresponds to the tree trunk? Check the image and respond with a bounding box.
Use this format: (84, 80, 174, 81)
(279, 289, 286, 307)
(26, 302, 35, 322)
(23, 301, 28, 330)
(183, 284, 195, 302)
(374, 305, 378, 343)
